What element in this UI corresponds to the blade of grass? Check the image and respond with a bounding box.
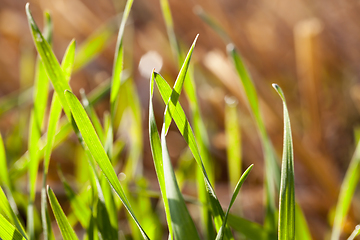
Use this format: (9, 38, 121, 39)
(26, 3, 72, 118)
(0, 187, 27, 239)
(58, 168, 91, 229)
(64, 90, 150, 239)
(153, 71, 233, 238)
(331, 140, 360, 240)
(149, 72, 200, 239)
(27, 110, 40, 240)
(41, 39, 75, 240)
(215, 164, 253, 240)
(295, 204, 312, 240)
(163, 35, 198, 133)
(149, 70, 174, 239)
(110, 0, 134, 117)
(159, 0, 180, 62)
(160, 121, 201, 239)
(0, 213, 27, 240)
(33, 11, 52, 132)
(273, 84, 295, 240)
(47, 186, 79, 240)
(73, 16, 118, 71)
(225, 96, 242, 191)
(228, 45, 279, 230)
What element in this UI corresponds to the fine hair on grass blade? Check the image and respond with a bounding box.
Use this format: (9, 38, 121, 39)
(64, 90, 150, 239)
(331, 140, 360, 240)
(47, 186, 79, 240)
(0, 213, 27, 240)
(273, 84, 295, 240)
(215, 164, 253, 240)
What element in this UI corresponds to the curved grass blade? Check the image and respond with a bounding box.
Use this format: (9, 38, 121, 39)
(347, 225, 360, 240)
(110, 0, 134, 116)
(0, 213, 27, 240)
(153, 72, 233, 238)
(26, 3, 72, 118)
(47, 186, 78, 240)
(331, 140, 360, 240)
(273, 84, 295, 240)
(228, 45, 279, 229)
(215, 164, 253, 240)
(0, 187, 27, 239)
(64, 90, 150, 239)
(227, 214, 277, 240)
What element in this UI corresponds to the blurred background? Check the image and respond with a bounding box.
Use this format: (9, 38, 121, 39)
(1, 0, 360, 239)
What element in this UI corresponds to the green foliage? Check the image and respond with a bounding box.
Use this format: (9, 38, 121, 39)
(0, 2, 358, 240)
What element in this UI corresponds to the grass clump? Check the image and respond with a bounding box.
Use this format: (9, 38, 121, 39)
(0, 1, 359, 240)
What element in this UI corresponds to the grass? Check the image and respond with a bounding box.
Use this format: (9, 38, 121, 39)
(0, 1, 359, 240)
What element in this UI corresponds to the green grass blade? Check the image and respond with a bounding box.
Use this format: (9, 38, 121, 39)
(47, 186, 79, 240)
(273, 84, 295, 240)
(110, 0, 134, 116)
(26, 3, 72, 118)
(194, 7, 231, 44)
(0, 133, 10, 190)
(80, 89, 105, 142)
(153, 73, 233, 238)
(149, 71, 174, 239)
(225, 97, 242, 190)
(347, 225, 360, 240)
(64, 90, 150, 239)
(58, 169, 91, 229)
(0, 187, 27, 239)
(27, 110, 40, 240)
(0, 213, 27, 240)
(227, 214, 277, 240)
(160, 122, 201, 240)
(215, 164, 253, 240)
(159, 0, 180, 62)
(295, 204, 312, 240)
(163, 35, 198, 133)
(228, 45, 279, 229)
(73, 18, 117, 71)
(32, 11, 52, 132)
(331, 140, 360, 240)
(41, 39, 75, 240)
